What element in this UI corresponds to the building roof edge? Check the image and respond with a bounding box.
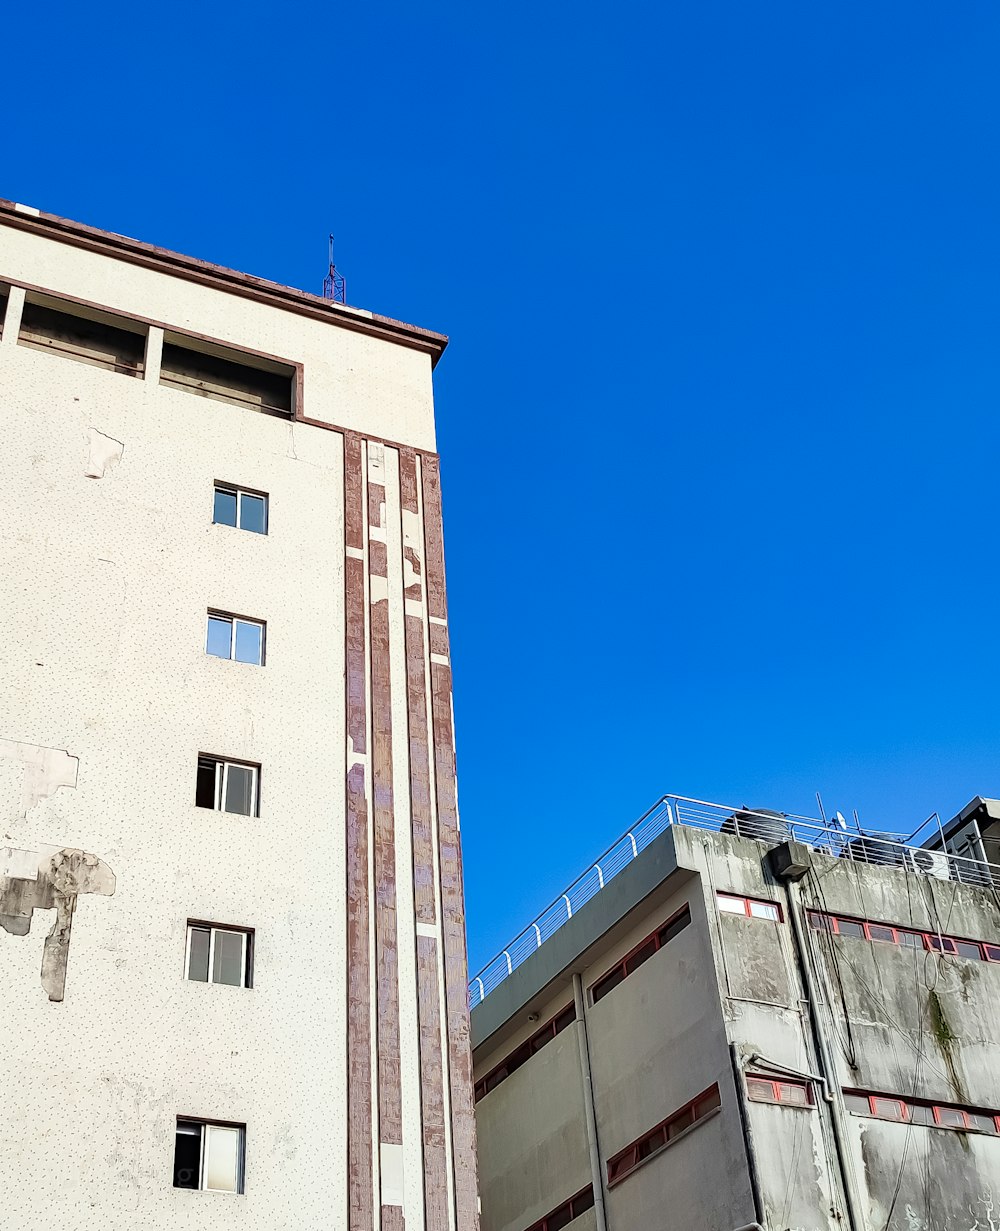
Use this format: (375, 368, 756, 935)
(0, 199, 449, 368)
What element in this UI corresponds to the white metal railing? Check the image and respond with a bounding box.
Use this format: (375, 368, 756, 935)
(467, 793, 1000, 1009)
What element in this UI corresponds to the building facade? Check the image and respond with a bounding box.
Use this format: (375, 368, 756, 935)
(471, 796, 1000, 1231)
(0, 199, 478, 1231)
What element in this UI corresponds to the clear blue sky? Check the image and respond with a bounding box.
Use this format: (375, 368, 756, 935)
(8, 2, 1000, 973)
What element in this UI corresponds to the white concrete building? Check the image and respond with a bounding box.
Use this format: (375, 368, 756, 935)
(0, 199, 478, 1231)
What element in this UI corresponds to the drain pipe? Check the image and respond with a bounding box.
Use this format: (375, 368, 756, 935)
(779, 870, 868, 1231)
(573, 973, 609, 1231)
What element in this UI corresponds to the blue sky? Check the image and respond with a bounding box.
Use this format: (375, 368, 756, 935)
(7, 2, 1000, 973)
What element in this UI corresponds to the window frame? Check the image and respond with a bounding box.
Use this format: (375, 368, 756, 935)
(174, 1117, 246, 1194)
(844, 1089, 1000, 1136)
(605, 1084, 722, 1188)
(523, 1186, 594, 1231)
(197, 755, 260, 817)
(474, 1002, 576, 1103)
(717, 893, 782, 922)
(807, 910, 996, 964)
(206, 611, 266, 666)
(746, 1073, 814, 1107)
(590, 904, 692, 1005)
(184, 921, 254, 989)
(213, 483, 269, 535)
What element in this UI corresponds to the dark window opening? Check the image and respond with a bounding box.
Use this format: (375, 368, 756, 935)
(161, 335, 294, 416)
(523, 1187, 594, 1231)
(173, 1118, 245, 1193)
(606, 1084, 721, 1187)
(474, 1002, 576, 1103)
(591, 904, 691, 1005)
(18, 295, 146, 376)
(197, 756, 259, 817)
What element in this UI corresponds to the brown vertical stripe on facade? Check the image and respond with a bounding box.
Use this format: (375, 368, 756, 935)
(381, 1208, 407, 1231)
(344, 431, 374, 1231)
(421, 455, 481, 1231)
(400, 447, 450, 1229)
(369, 462, 404, 1159)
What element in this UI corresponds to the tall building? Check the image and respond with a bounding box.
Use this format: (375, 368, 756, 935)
(470, 794, 1000, 1231)
(0, 199, 479, 1231)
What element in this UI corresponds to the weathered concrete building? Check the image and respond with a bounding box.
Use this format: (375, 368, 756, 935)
(0, 200, 478, 1231)
(470, 795, 1000, 1231)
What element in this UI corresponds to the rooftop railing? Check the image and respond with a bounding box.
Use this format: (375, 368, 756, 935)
(467, 793, 1000, 1009)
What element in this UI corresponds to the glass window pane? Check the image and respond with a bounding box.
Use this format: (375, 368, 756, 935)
(779, 1083, 809, 1106)
(234, 621, 263, 665)
(747, 1079, 774, 1103)
(749, 901, 779, 921)
(196, 758, 218, 809)
(204, 1125, 240, 1192)
(844, 1093, 871, 1115)
(954, 940, 983, 961)
(984, 944, 1000, 962)
(970, 1113, 996, 1134)
(187, 927, 210, 982)
(695, 1087, 721, 1118)
(592, 965, 625, 1004)
(173, 1122, 202, 1189)
(837, 919, 866, 938)
(898, 930, 924, 949)
(206, 616, 233, 659)
(659, 906, 691, 945)
(868, 925, 896, 943)
(718, 895, 746, 914)
(224, 765, 254, 816)
(239, 494, 266, 534)
(667, 1108, 695, 1138)
(909, 1104, 933, 1125)
(936, 1107, 966, 1128)
(213, 488, 237, 527)
(213, 930, 245, 987)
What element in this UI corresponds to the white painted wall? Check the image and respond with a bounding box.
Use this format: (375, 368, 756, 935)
(0, 223, 446, 1230)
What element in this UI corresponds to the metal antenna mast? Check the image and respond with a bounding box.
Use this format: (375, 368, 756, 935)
(322, 234, 346, 304)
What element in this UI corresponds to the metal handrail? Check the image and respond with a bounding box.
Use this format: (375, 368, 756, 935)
(467, 793, 1000, 1009)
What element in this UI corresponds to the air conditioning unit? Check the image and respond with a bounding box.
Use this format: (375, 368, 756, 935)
(908, 848, 951, 881)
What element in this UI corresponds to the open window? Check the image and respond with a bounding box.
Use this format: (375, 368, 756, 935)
(196, 757, 259, 817)
(173, 1119, 245, 1193)
(161, 332, 294, 415)
(186, 923, 253, 988)
(18, 291, 146, 376)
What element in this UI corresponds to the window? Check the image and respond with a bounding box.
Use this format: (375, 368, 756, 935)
(206, 613, 265, 665)
(807, 910, 998, 964)
(523, 1187, 594, 1231)
(173, 1119, 245, 1193)
(746, 1074, 813, 1107)
(844, 1090, 1000, 1135)
(18, 293, 146, 376)
(196, 757, 259, 817)
(161, 333, 294, 416)
(606, 1085, 721, 1187)
(717, 893, 781, 922)
(186, 923, 253, 988)
(213, 484, 268, 534)
(590, 905, 691, 1005)
(474, 1004, 576, 1103)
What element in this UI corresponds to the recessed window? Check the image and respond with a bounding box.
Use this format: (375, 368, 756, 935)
(717, 893, 781, 922)
(747, 1074, 813, 1107)
(196, 756, 259, 817)
(173, 1119, 245, 1193)
(213, 484, 268, 535)
(606, 1085, 721, 1187)
(186, 923, 253, 988)
(206, 613, 265, 665)
(808, 910, 996, 963)
(845, 1090, 1000, 1135)
(523, 1187, 594, 1231)
(474, 1003, 576, 1103)
(590, 904, 691, 1005)
(161, 333, 294, 416)
(18, 292, 146, 376)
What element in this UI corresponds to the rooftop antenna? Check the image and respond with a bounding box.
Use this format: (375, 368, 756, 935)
(323, 234, 346, 305)
(815, 791, 828, 825)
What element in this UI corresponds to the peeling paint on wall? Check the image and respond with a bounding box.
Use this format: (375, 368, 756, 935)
(0, 738, 78, 817)
(84, 427, 124, 478)
(1, 844, 115, 1001)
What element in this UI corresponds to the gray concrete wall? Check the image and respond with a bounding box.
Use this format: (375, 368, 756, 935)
(475, 1030, 590, 1231)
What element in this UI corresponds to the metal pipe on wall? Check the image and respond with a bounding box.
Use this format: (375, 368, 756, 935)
(573, 972, 610, 1231)
(729, 1043, 767, 1229)
(783, 881, 868, 1231)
